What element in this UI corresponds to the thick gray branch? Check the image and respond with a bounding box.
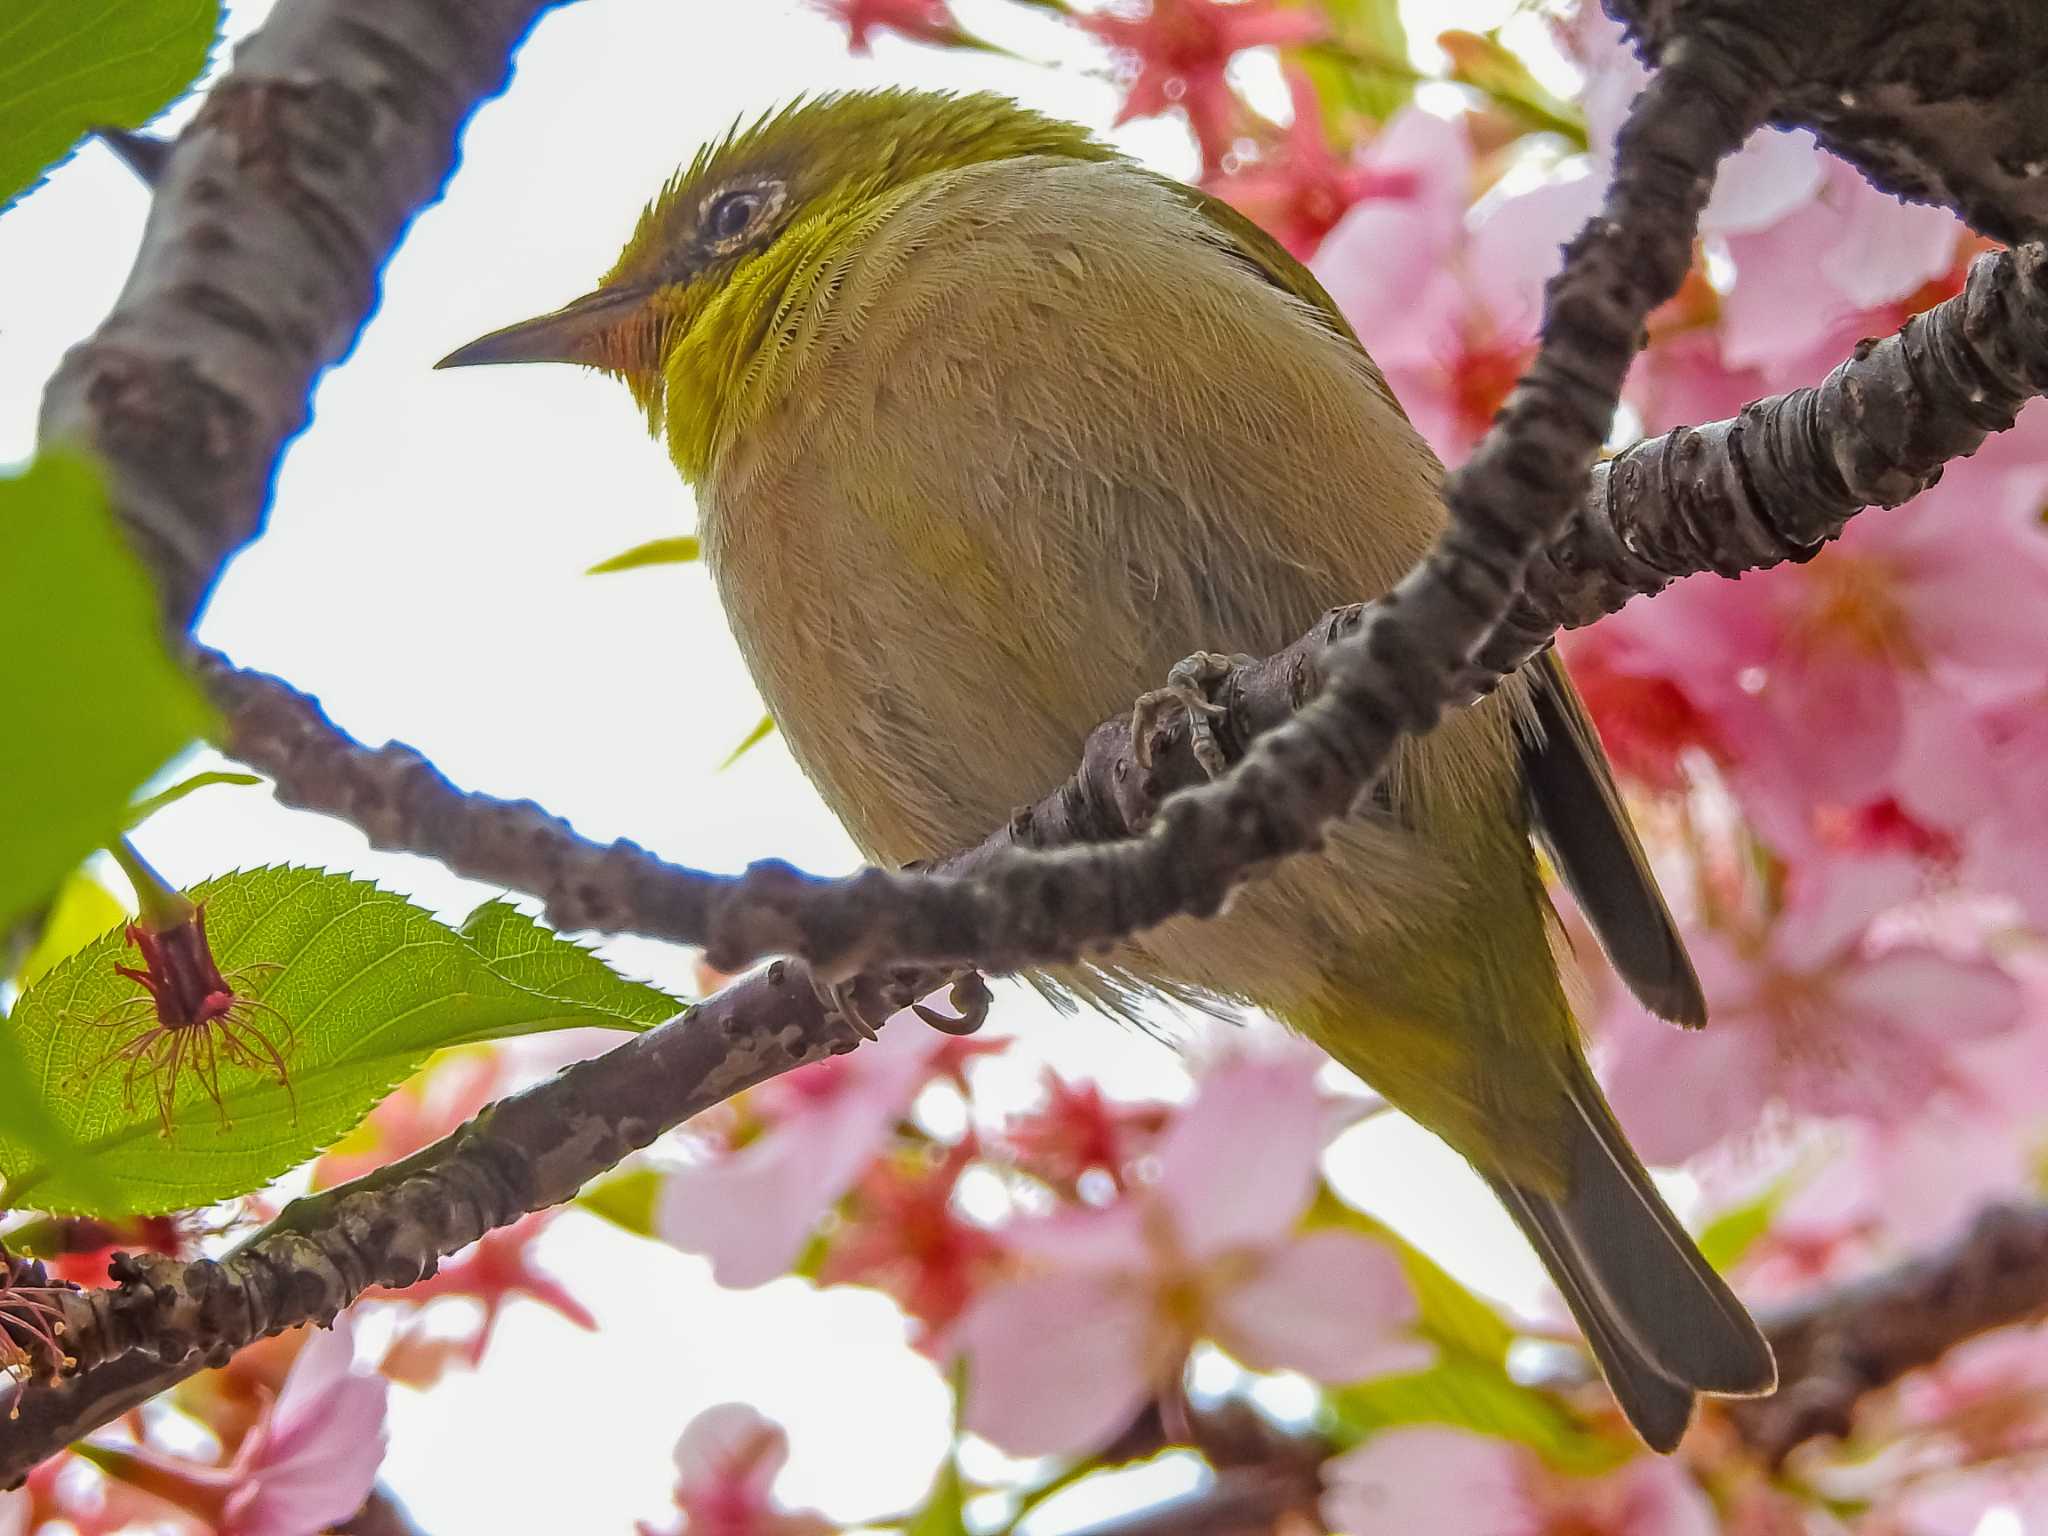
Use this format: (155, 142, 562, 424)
(194, 230, 2048, 992)
(1609, 0, 2048, 247)
(37, 0, 565, 628)
(0, 962, 864, 1485)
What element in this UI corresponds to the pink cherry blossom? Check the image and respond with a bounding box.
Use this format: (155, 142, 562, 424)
(1719, 157, 1960, 379)
(658, 1023, 944, 1287)
(372, 1210, 596, 1367)
(1567, 1, 1958, 382)
(1316, 110, 1599, 461)
(1571, 459, 2048, 853)
(1205, 69, 1422, 258)
(953, 1055, 1421, 1457)
(79, 1315, 387, 1536)
(818, 1137, 1004, 1349)
(811, 0, 979, 54)
(1601, 852, 2025, 1164)
(1081, 0, 1325, 172)
(1321, 1427, 1715, 1536)
(221, 1318, 389, 1536)
(639, 1403, 832, 1536)
(1003, 1071, 1170, 1199)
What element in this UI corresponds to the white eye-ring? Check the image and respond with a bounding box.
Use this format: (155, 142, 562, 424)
(701, 180, 785, 251)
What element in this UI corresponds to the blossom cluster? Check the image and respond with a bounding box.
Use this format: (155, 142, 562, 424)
(16, 2, 2048, 1532)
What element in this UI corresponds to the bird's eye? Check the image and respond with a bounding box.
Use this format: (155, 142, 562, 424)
(704, 188, 764, 244)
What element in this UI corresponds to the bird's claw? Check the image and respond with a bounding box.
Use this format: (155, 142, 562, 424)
(911, 973, 993, 1036)
(813, 969, 993, 1040)
(1131, 651, 1245, 777)
(811, 972, 886, 1041)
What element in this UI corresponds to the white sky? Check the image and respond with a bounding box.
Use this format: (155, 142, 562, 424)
(1, 1, 1556, 1529)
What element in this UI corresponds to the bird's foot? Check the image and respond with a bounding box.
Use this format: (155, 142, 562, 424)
(1131, 651, 1248, 777)
(912, 972, 993, 1036)
(811, 968, 992, 1040)
(810, 971, 889, 1041)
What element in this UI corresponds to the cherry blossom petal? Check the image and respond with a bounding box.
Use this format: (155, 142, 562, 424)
(1321, 1428, 1534, 1536)
(1833, 949, 2023, 1044)
(1701, 127, 1828, 236)
(1722, 196, 1856, 369)
(998, 1199, 1152, 1275)
(956, 1272, 1153, 1457)
(659, 1027, 940, 1286)
(1468, 174, 1601, 338)
(1820, 172, 1959, 308)
(1602, 985, 1777, 1164)
(223, 1318, 388, 1536)
(1152, 1054, 1326, 1260)
(1770, 851, 1923, 966)
(671, 1402, 790, 1510)
(1208, 1230, 1426, 1381)
(1591, 1457, 1720, 1536)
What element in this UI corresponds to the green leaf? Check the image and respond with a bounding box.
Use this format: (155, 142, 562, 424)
(1295, 0, 1412, 126)
(0, 0, 222, 212)
(1438, 29, 1588, 148)
(585, 535, 700, 574)
(0, 867, 680, 1216)
(719, 713, 776, 771)
(123, 769, 262, 828)
(903, 1453, 970, 1536)
(576, 1165, 664, 1237)
(14, 868, 127, 991)
(1695, 1175, 1795, 1274)
(1325, 1357, 1625, 1473)
(1305, 1187, 1513, 1363)
(458, 901, 682, 1028)
(0, 452, 215, 926)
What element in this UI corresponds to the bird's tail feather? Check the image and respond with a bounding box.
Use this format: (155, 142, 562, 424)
(1484, 1067, 1776, 1452)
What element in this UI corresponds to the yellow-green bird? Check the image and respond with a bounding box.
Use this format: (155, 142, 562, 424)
(441, 90, 1775, 1449)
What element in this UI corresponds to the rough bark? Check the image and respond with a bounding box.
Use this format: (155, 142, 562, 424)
(1608, 0, 2048, 247)
(37, 0, 566, 628)
(20, 0, 2048, 1497)
(0, 962, 862, 1484)
(1730, 1203, 2048, 1464)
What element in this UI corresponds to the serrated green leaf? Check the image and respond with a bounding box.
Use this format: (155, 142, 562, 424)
(123, 769, 262, 828)
(719, 713, 776, 771)
(1325, 1357, 1624, 1473)
(0, 0, 222, 212)
(576, 1165, 664, 1237)
(585, 535, 700, 574)
(1305, 1187, 1513, 1363)
(0, 867, 666, 1216)
(458, 901, 682, 1027)
(0, 452, 215, 926)
(15, 868, 127, 991)
(1438, 29, 1587, 148)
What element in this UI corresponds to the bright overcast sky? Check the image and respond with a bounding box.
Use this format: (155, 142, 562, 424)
(2, 0, 1554, 1528)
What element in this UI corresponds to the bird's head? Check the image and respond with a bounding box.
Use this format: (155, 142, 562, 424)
(437, 89, 1112, 475)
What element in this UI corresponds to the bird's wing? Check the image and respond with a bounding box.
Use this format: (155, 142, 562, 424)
(1518, 652, 1706, 1026)
(1164, 180, 1409, 417)
(1171, 180, 1705, 1028)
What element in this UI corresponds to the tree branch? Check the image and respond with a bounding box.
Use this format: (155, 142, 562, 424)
(0, 961, 862, 1485)
(1731, 1203, 2048, 1464)
(1607, 0, 2048, 249)
(37, 0, 567, 629)
(197, 240, 2048, 972)
(23, 0, 2048, 1496)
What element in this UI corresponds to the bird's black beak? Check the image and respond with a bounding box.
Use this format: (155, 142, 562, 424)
(435, 282, 658, 370)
